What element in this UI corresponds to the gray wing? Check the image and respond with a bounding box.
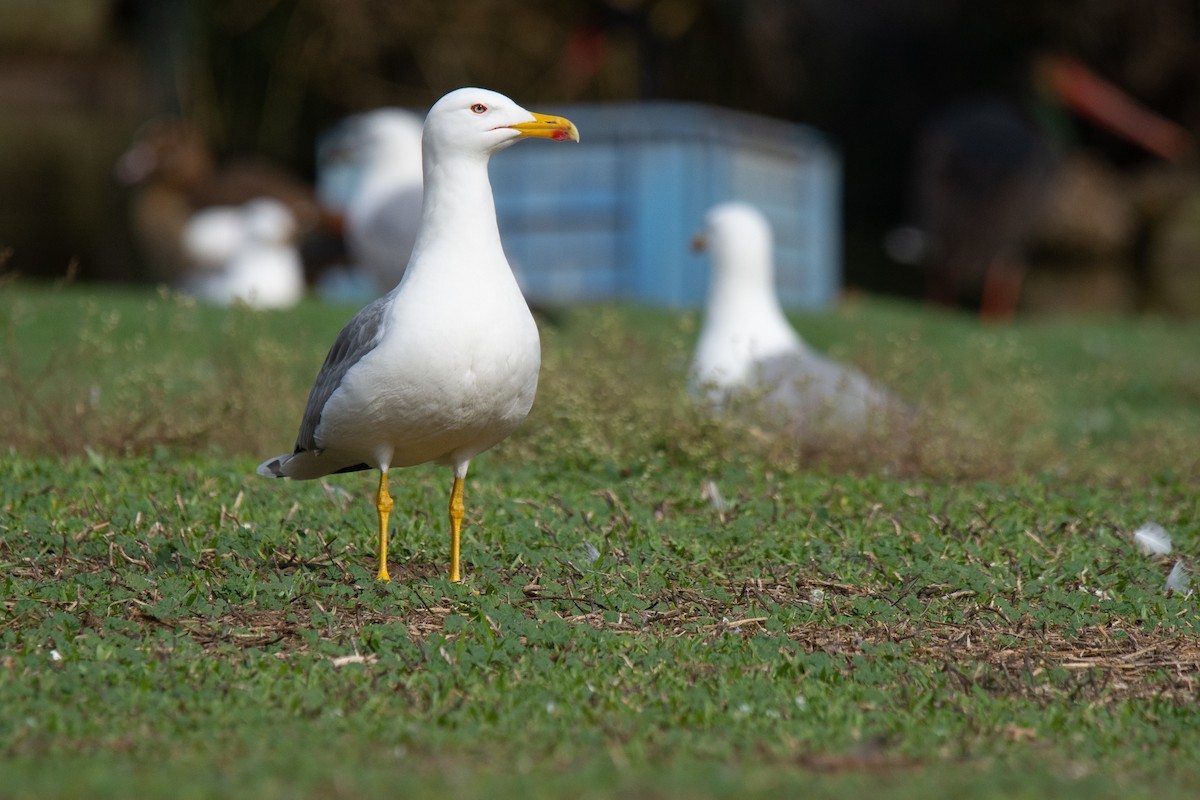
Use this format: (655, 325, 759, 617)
(756, 348, 899, 432)
(293, 292, 392, 453)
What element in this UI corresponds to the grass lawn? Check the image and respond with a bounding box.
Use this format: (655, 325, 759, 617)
(1, 283, 1199, 798)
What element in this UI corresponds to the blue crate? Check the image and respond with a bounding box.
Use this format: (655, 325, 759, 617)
(490, 101, 841, 308)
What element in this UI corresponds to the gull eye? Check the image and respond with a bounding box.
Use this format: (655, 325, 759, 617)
(470, 103, 487, 114)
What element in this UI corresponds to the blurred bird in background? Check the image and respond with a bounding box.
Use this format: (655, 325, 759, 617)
(315, 108, 425, 298)
(180, 197, 305, 309)
(691, 201, 903, 436)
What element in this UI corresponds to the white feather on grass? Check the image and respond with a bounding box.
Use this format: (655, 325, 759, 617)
(701, 479, 729, 512)
(1133, 522, 1172, 556)
(1166, 560, 1192, 596)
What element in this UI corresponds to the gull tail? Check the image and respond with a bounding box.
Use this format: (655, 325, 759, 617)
(256, 455, 290, 478)
(255, 450, 371, 480)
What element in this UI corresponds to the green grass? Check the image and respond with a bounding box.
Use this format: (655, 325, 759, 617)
(2, 282, 1199, 798)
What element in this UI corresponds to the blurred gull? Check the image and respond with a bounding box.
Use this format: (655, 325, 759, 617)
(691, 202, 901, 435)
(258, 88, 578, 583)
(317, 108, 426, 295)
(181, 198, 305, 309)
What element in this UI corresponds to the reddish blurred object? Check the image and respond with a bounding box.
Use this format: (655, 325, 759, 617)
(1038, 54, 1195, 163)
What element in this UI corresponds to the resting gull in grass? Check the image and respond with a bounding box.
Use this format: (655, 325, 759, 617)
(257, 88, 579, 582)
(690, 201, 901, 435)
(181, 198, 305, 309)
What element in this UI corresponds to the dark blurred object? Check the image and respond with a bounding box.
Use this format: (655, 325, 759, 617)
(894, 51, 1196, 320)
(906, 99, 1054, 320)
(1020, 153, 1138, 314)
(763, 1, 1200, 308)
(1025, 54, 1197, 317)
(0, 0, 143, 280)
(1143, 184, 1200, 316)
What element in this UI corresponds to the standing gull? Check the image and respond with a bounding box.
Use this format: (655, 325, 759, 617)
(691, 202, 900, 435)
(258, 88, 579, 583)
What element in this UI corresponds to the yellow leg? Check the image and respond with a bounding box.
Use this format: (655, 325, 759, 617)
(376, 471, 393, 582)
(448, 476, 465, 583)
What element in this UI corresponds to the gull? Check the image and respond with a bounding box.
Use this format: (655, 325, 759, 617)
(257, 88, 578, 583)
(316, 108, 426, 295)
(690, 201, 900, 435)
(181, 198, 305, 309)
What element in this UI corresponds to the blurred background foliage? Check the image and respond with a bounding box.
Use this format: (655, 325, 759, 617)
(2, 0, 1200, 308)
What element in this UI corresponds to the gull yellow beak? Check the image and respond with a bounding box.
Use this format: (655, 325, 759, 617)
(690, 233, 708, 253)
(507, 111, 580, 142)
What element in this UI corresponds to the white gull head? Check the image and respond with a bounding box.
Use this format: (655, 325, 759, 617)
(422, 87, 579, 165)
(691, 201, 803, 399)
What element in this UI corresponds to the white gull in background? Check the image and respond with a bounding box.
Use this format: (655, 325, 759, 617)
(180, 198, 305, 309)
(690, 201, 901, 434)
(316, 108, 426, 296)
(258, 88, 579, 583)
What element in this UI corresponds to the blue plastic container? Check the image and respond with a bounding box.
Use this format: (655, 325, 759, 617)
(490, 101, 841, 309)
